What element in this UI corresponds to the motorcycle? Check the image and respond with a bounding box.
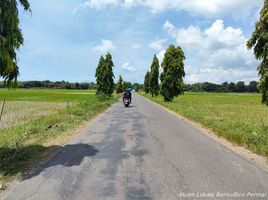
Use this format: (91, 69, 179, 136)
(123, 97, 131, 107)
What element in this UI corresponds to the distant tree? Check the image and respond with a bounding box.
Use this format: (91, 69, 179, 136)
(80, 83, 89, 90)
(221, 82, 229, 92)
(149, 55, 160, 97)
(228, 82, 236, 92)
(183, 84, 191, 92)
(203, 82, 218, 92)
(248, 81, 259, 93)
(235, 81, 247, 92)
(160, 45, 186, 101)
(116, 75, 124, 94)
(0, 0, 30, 87)
(122, 81, 127, 91)
(133, 83, 140, 92)
(124, 82, 133, 89)
(247, 0, 268, 105)
(144, 71, 150, 93)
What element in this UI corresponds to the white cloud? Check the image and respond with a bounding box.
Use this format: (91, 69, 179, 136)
(163, 20, 259, 83)
(131, 43, 143, 49)
(156, 50, 165, 65)
(122, 62, 136, 72)
(92, 39, 116, 54)
(149, 39, 167, 50)
(84, 0, 118, 9)
(185, 67, 258, 84)
(76, 0, 262, 18)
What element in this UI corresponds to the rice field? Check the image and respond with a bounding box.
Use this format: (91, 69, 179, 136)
(0, 89, 95, 129)
(0, 101, 67, 129)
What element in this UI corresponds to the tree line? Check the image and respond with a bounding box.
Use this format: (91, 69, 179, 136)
(0, 81, 98, 90)
(184, 81, 259, 93)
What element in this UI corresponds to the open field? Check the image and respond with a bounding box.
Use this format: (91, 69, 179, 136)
(0, 89, 117, 187)
(0, 101, 67, 129)
(0, 88, 95, 102)
(142, 92, 268, 157)
(0, 89, 95, 129)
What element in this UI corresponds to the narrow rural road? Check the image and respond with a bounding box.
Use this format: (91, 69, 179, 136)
(3, 94, 268, 200)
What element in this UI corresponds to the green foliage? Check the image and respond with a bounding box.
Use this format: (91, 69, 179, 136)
(235, 81, 247, 92)
(247, 0, 268, 105)
(144, 71, 150, 93)
(160, 45, 185, 101)
(95, 53, 115, 96)
(0, 0, 30, 87)
(132, 83, 140, 92)
(122, 81, 127, 91)
(116, 75, 124, 94)
(149, 55, 160, 97)
(248, 81, 258, 93)
(184, 81, 259, 93)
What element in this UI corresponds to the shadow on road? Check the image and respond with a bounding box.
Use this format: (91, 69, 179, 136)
(0, 143, 99, 181)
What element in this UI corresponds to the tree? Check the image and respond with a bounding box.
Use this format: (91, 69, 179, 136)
(0, 0, 30, 87)
(247, 0, 268, 105)
(133, 83, 140, 92)
(149, 55, 160, 97)
(235, 81, 247, 92)
(202, 82, 218, 92)
(221, 82, 229, 92)
(95, 56, 105, 95)
(144, 71, 150, 93)
(228, 82, 236, 92)
(122, 81, 127, 91)
(160, 45, 186, 101)
(248, 81, 259, 93)
(103, 53, 115, 96)
(116, 75, 123, 94)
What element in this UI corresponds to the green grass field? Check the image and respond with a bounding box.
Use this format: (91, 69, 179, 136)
(0, 89, 117, 187)
(0, 88, 95, 102)
(142, 92, 268, 157)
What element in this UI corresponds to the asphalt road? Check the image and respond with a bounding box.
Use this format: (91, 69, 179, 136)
(3, 94, 268, 200)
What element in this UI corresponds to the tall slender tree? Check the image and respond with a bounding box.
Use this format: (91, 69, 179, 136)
(149, 55, 160, 97)
(116, 75, 124, 94)
(103, 53, 115, 96)
(160, 45, 186, 101)
(95, 53, 115, 96)
(247, 0, 268, 105)
(144, 71, 150, 93)
(0, 0, 30, 87)
(95, 56, 105, 95)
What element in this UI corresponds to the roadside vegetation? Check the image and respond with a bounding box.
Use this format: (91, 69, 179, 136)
(142, 92, 268, 157)
(0, 89, 117, 188)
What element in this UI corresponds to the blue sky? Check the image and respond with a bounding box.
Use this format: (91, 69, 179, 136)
(17, 0, 263, 84)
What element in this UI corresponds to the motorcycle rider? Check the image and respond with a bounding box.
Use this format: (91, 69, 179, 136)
(123, 88, 132, 103)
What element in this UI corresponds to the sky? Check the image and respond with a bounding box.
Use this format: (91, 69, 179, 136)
(16, 0, 264, 84)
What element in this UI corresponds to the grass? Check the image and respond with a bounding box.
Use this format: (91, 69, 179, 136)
(0, 101, 67, 129)
(142, 92, 268, 157)
(0, 89, 117, 187)
(0, 88, 95, 102)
